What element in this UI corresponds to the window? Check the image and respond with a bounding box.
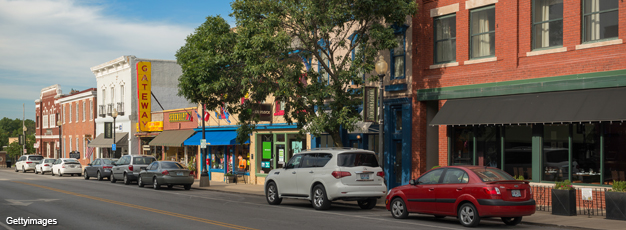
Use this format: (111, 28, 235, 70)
(532, 0, 563, 49)
(111, 87, 115, 105)
(82, 101, 86, 121)
(69, 104, 72, 123)
(471, 168, 515, 182)
(75, 102, 79, 122)
(63, 105, 66, 124)
(43, 115, 48, 128)
(102, 88, 106, 106)
(443, 168, 469, 184)
(89, 100, 93, 120)
(286, 155, 302, 168)
(470, 6, 495, 59)
(583, 0, 619, 43)
(49, 114, 55, 128)
(120, 85, 124, 104)
(318, 53, 330, 85)
(274, 100, 285, 116)
(301, 154, 317, 168)
(418, 169, 444, 184)
(434, 14, 457, 64)
(350, 34, 364, 85)
(36, 116, 39, 128)
(76, 137, 79, 155)
(337, 152, 379, 167)
(390, 27, 407, 80)
(69, 137, 72, 153)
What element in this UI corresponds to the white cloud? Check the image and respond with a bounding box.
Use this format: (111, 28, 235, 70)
(0, 0, 193, 102)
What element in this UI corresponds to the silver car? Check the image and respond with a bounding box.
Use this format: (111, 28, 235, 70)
(111, 155, 156, 185)
(83, 158, 118, 181)
(138, 161, 194, 190)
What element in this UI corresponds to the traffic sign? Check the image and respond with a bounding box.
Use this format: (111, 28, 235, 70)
(201, 139, 207, 149)
(112, 144, 116, 151)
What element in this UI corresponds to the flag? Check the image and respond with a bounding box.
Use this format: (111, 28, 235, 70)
(215, 111, 219, 119)
(224, 108, 231, 124)
(204, 110, 210, 122)
(87, 147, 94, 159)
(195, 110, 202, 121)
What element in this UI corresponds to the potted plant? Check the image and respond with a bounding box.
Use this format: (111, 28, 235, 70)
(552, 180, 576, 216)
(187, 157, 197, 179)
(606, 180, 626, 220)
(225, 171, 236, 183)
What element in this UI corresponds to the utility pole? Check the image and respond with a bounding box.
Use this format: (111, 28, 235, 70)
(22, 103, 25, 156)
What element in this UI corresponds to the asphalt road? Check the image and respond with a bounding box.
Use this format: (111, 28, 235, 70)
(0, 169, 572, 230)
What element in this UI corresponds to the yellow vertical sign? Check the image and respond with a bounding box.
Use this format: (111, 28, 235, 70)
(137, 62, 151, 131)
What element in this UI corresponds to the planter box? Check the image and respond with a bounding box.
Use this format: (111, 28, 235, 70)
(552, 189, 577, 216)
(225, 176, 236, 183)
(606, 191, 626, 220)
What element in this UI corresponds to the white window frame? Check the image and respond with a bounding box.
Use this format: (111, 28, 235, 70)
(69, 136, 72, 153)
(75, 102, 79, 122)
(43, 115, 48, 128)
(50, 113, 55, 128)
(76, 137, 79, 156)
(83, 101, 86, 121)
(89, 100, 93, 121)
(69, 104, 72, 123)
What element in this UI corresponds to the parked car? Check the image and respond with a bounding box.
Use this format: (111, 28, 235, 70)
(264, 148, 387, 210)
(35, 158, 56, 175)
(138, 161, 194, 190)
(111, 155, 157, 185)
(83, 158, 118, 181)
(15, 155, 44, 173)
(385, 166, 535, 227)
(51, 158, 83, 177)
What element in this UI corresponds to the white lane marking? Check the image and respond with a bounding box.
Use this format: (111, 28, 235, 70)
(5, 199, 59, 206)
(0, 220, 16, 230)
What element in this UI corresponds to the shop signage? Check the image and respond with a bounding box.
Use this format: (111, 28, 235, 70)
(363, 87, 378, 122)
(135, 121, 163, 132)
(582, 188, 593, 201)
(137, 62, 152, 131)
(169, 112, 193, 122)
(262, 142, 272, 159)
(201, 139, 207, 149)
(278, 149, 284, 162)
(255, 103, 272, 121)
(104, 122, 112, 139)
(261, 161, 270, 168)
(70, 151, 80, 159)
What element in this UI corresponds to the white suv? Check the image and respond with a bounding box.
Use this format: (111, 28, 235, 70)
(265, 148, 387, 210)
(15, 155, 44, 173)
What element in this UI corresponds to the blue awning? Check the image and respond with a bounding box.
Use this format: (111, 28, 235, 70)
(184, 131, 250, 146)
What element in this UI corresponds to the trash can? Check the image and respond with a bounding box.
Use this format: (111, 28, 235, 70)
(6, 161, 11, 168)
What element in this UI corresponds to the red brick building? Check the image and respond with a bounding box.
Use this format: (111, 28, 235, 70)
(57, 88, 97, 166)
(35, 85, 62, 158)
(411, 0, 626, 186)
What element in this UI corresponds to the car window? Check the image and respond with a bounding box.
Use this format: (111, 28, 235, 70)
(64, 159, 79, 163)
(92, 159, 100, 165)
(301, 154, 317, 168)
(337, 152, 379, 167)
(286, 155, 302, 168)
(443, 169, 469, 184)
(147, 162, 157, 170)
(471, 168, 515, 182)
(54, 159, 61, 164)
(45, 159, 55, 163)
(102, 159, 115, 165)
(418, 169, 444, 184)
(29, 156, 44, 161)
(316, 153, 332, 167)
(18, 156, 25, 161)
(133, 157, 156, 165)
(161, 162, 185, 169)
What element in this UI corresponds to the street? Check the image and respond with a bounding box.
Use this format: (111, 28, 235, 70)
(0, 169, 571, 230)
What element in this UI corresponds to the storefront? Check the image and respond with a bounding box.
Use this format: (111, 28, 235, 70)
(88, 132, 128, 159)
(149, 129, 196, 162)
(431, 87, 626, 185)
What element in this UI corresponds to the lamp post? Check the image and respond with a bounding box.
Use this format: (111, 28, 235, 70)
(112, 108, 118, 158)
(199, 103, 210, 187)
(375, 55, 388, 171)
(57, 120, 62, 158)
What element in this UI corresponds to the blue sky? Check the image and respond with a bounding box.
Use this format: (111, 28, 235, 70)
(0, 0, 235, 120)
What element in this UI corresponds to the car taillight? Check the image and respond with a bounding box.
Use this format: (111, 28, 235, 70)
(44, 164, 49, 166)
(331, 171, 351, 179)
(483, 187, 501, 196)
(26, 162, 32, 164)
(162, 170, 169, 175)
(129, 165, 134, 171)
(61, 164, 65, 168)
(103, 166, 112, 169)
(376, 171, 385, 177)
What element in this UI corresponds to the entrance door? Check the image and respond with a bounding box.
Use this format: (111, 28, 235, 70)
(388, 106, 405, 189)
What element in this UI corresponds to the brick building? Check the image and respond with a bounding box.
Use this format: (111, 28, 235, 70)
(35, 85, 62, 158)
(57, 88, 97, 166)
(411, 0, 626, 186)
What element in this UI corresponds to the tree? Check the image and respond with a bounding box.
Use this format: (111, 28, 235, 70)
(0, 118, 35, 151)
(177, 1, 417, 146)
(6, 134, 35, 159)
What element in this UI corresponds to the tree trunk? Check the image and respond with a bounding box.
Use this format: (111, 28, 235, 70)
(328, 129, 343, 147)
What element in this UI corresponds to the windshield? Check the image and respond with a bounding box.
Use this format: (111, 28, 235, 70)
(64, 159, 79, 163)
(45, 159, 56, 163)
(471, 168, 515, 182)
(161, 162, 186, 169)
(337, 152, 379, 167)
(133, 157, 156, 164)
(29, 156, 44, 161)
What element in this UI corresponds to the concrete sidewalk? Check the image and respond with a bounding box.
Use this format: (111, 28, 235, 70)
(192, 179, 625, 230)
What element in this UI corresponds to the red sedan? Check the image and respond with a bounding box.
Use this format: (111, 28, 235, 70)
(385, 166, 535, 227)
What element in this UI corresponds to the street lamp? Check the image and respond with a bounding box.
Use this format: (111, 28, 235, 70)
(112, 108, 118, 158)
(375, 55, 388, 171)
(199, 103, 210, 187)
(57, 119, 62, 159)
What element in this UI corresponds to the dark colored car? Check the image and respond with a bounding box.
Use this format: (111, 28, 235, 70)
(83, 158, 118, 181)
(138, 161, 194, 190)
(111, 155, 157, 185)
(385, 166, 535, 227)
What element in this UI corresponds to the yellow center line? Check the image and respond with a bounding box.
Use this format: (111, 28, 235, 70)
(12, 181, 258, 230)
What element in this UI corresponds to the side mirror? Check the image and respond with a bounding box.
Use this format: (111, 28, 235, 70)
(409, 179, 417, 185)
(278, 161, 285, 167)
(88, 164, 92, 166)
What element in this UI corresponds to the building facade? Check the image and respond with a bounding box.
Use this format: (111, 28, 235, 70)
(57, 88, 97, 165)
(34, 85, 62, 158)
(412, 0, 626, 186)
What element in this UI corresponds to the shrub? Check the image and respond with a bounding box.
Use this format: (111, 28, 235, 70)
(431, 165, 440, 169)
(612, 181, 626, 192)
(515, 175, 525, 180)
(555, 180, 574, 190)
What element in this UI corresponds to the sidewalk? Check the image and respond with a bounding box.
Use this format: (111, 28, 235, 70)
(192, 179, 625, 230)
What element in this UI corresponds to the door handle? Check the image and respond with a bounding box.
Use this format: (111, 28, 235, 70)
(292, 171, 296, 174)
(456, 188, 463, 191)
(309, 171, 314, 173)
(429, 188, 435, 191)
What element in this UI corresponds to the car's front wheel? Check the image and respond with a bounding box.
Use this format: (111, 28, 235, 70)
(390, 198, 408, 219)
(84, 171, 89, 180)
(265, 182, 282, 205)
(153, 177, 160, 190)
(110, 174, 117, 183)
(184, 185, 191, 190)
(458, 203, 480, 227)
(312, 185, 331, 210)
(357, 198, 377, 210)
(97, 171, 102, 181)
(58, 170, 62, 177)
(138, 176, 144, 187)
(123, 173, 130, 185)
(501, 217, 522, 226)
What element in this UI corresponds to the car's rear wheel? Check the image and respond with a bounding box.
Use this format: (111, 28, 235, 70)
(22, 166, 25, 173)
(357, 198, 377, 210)
(184, 185, 191, 190)
(97, 171, 102, 181)
(153, 177, 160, 190)
(312, 185, 331, 210)
(390, 198, 408, 219)
(138, 176, 144, 187)
(501, 217, 523, 226)
(41, 171, 45, 175)
(84, 171, 89, 180)
(35, 169, 39, 174)
(58, 170, 62, 177)
(110, 174, 117, 183)
(15, 167, 18, 172)
(123, 173, 130, 185)
(265, 182, 282, 205)
(167, 185, 173, 189)
(458, 203, 480, 227)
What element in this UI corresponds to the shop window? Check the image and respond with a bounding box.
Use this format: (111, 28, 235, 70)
(434, 14, 457, 64)
(390, 28, 406, 80)
(604, 123, 626, 185)
(532, 0, 563, 50)
(274, 101, 285, 116)
(210, 146, 225, 170)
(257, 134, 273, 174)
(469, 5, 495, 59)
(570, 123, 601, 184)
(236, 146, 250, 172)
(504, 125, 533, 180)
(452, 126, 474, 165)
(476, 126, 500, 168)
(543, 124, 570, 182)
(582, 0, 619, 43)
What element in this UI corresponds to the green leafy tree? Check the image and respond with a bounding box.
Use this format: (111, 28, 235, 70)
(0, 118, 35, 151)
(6, 135, 34, 159)
(177, 1, 417, 146)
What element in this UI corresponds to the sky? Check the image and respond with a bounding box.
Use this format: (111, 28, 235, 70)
(0, 0, 236, 121)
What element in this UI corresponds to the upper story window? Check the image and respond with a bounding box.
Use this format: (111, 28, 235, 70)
(102, 88, 106, 106)
(36, 116, 39, 128)
(43, 115, 48, 128)
(391, 25, 408, 80)
(75, 102, 79, 122)
(69, 104, 72, 123)
(111, 87, 115, 104)
(532, 0, 563, 50)
(470, 5, 495, 59)
(583, 0, 619, 43)
(120, 85, 124, 102)
(82, 101, 86, 121)
(434, 14, 457, 64)
(274, 100, 285, 116)
(49, 113, 55, 128)
(89, 100, 93, 120)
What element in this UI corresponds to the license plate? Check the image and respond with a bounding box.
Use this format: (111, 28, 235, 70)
(176, 172, 183, 176)
(69, 165, 74, 168)
(360, 173, 369, 180)
(512, 189, 521, 197)
(105, 169, 110, 172)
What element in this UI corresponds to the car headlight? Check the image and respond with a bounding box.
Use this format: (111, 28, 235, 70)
(387, 189, 392, 195)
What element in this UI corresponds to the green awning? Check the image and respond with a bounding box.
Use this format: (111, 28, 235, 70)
(149, 130, 196, 147)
